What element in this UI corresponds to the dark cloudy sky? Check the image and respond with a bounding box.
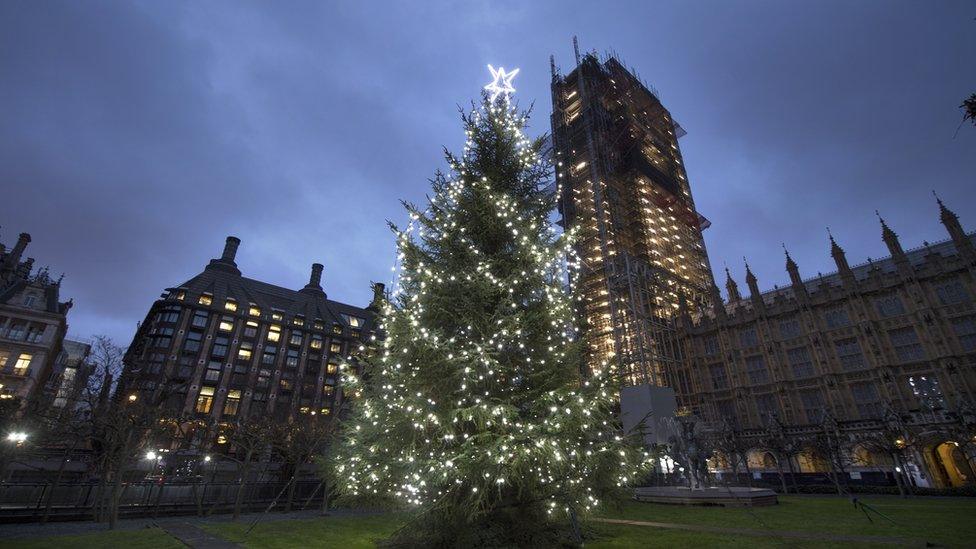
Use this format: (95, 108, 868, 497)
(2, 1, 974, 345)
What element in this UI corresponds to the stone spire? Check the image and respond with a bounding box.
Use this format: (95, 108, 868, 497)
(708, 280, 728, 320)
(784, 244, 809, 304)
(828, 228, 855, 287)
(783, 244, 803, 288)
(935, 192, 974, 261)
(744, 257, 764, 312)
(877, 210, 906, 262)
(725, 267, 741, 302)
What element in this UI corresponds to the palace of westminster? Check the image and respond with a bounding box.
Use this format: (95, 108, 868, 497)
(2, 49, 973, 490)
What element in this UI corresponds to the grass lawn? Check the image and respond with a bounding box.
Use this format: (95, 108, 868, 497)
(599, 495, 976, 547)
(203, 513, 407, 548)
(5, 528, 183, 549)
(8, 496, 975, 548)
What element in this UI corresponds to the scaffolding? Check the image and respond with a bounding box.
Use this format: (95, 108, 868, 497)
(551, 43, 716, 388)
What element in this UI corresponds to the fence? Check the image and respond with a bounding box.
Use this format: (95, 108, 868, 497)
(0, 479, 326, 523)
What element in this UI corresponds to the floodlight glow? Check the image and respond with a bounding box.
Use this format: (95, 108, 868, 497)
(6, 432, 27, 444)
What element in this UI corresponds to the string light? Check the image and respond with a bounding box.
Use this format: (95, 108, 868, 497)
(333, 66, 651, 525)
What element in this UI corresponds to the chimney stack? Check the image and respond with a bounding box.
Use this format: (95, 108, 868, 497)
(2, 232, 31, 273)
(300, 263, 326, 295)
(221, 236, 241, 262)
(206, 236, 242, 275)
(309, 263, 323, 288)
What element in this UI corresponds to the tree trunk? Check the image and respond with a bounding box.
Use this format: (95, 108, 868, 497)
(320, 478, 330, 515)
(827, 455, 843, 496)
(742, 456, 753, 488)
(233, 455, 253, 521)
(776, 458, 788, 494)
(786, 455, 799, 493)
(895, 453, 914, 496)
(285, 470, 298, 512)
(92, 472, 108, 523)
(152, 475, 168, 519)
(41, 446, 72, 523)
(108, 473, 125, 529)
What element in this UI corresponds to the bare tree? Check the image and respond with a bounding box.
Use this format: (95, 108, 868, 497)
(759, 413, 802, 494)
(807, 412, 855, 496)
(271, 412, 338, 512)
(708, 418, 754, 487)
(221, 416, 275, 520)
(857, 406, 918, 497)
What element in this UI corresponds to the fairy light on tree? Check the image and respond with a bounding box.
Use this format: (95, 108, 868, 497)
(331, 65, 651, 546)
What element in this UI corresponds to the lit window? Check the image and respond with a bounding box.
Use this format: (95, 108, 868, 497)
(223, 389, 242, 416)
(13, 354, 32, 376)
(330, 342, 342, 354)
(249, 304, 261, 316)
(238, 342, 253, 360)
(171, 290, 186, 300)
(272, 310, 283, 321)
(225, 299, 238, 312)
(332, 324, 343, 335)
(199, 294, 213, 306)
(195, 386, 215, 413)
(310, 336, 323, 350)
(326, 363, 337, 374)
(293, 316, 305, 327)
(340, 314, 364, 328)
(313, 320, 325, 330)
(244, 320, 258, 338)
(0, 352, 9, 370)
(320, 407, 331, 415)
(219, 317, 234, 332)
(267, 325, 281, 342)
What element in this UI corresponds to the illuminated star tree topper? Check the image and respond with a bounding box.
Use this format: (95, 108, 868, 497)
(484, 64, 519, 102)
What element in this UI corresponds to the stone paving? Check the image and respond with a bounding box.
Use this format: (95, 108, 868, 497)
(159, 521, 241, 548)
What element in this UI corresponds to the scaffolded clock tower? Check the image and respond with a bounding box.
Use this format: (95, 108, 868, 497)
(550, 43, 716, 389)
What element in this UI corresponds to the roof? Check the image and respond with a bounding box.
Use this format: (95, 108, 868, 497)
(727, 232, 975, 310)
(170, 259, 374, 330)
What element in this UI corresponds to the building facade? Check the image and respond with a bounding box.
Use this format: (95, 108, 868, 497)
(0, 231, 74, 405)
(119, 236, 380, 424)
(45, 339, 94, 411)
(550, 49, 715, 387)
(678, 199, 976, 488)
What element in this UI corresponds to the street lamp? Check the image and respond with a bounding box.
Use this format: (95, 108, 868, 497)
(145, 451, 158, 461)
(6, 432, 27, 446)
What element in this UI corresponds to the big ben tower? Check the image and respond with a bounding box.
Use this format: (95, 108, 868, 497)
(551, 42, 716, 390)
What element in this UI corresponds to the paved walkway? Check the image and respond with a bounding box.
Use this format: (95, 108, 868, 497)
(159, 521, 241, 548)
(594, 518, 929, 546)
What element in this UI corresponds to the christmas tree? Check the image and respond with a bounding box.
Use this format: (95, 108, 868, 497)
(333, 67, 650, 546)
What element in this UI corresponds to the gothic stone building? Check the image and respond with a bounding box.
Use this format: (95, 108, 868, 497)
(0, 231, 74, 405)
(677, 199, 976, 488)
(120, 236, 380, 424)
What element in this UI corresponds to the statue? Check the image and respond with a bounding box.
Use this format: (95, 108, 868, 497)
(668, 415, 710, 490)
